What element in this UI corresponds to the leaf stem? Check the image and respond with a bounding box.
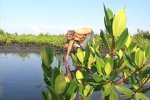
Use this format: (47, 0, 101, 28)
(111, 36, 115, 59)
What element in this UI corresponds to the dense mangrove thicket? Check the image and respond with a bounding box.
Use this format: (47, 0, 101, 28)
(0, 29, 150, 48)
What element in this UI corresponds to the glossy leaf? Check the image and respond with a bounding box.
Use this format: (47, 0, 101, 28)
(96, 56, 104, 74)
(71, 54, 79, 65)
(118, 50, 123, 59)
(83, 84, 91, 97)
(104, 5, 113, 35)
(119, 61, 127, 71)
(135, 93, 149, 100)
(65, 80, 77, 99)
(109, 71, 118, 81)
(141, 87, 150, 93)
(103, 83, 113, 96)
(131, 75, 137, 85)
(143, 44, 150, 59)
(42, 92, 52, 100)
(42, 63, 52, 78)
(77, 48, 85, 64)
(115, 28, 128, 50)
(54, 74, 66, 94)
(109, 90, 118, 100)
(115, 85, 135, 97)
(65, 76, 70, 83)
(100, 30, 110, 50)
(48, 87, 60, 100)
(128, 43, 137, 53)
(113, 8, 127, 37)
(76, 70, 84, 83)
(135, 48, 145, 67)
(125, 34, 132, 48)
(41, 46, 53, 67)
(92, 74, 102, 82)
(52, 68, 61, 87)
(105, 61, 112, 76)
(88, 53, 95, 69)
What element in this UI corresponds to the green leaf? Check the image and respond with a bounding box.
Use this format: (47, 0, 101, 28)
(100, 30, 110, 50)
(141, 87, 150, 93)
(41, 46, 53, 67)
(113, 8, 127, 37)
(115, 85, 135, 97)
(109, 71, 118, 81)
(131, 75, 137, 85)
(65, 80, 77, 99)
(47, 87, 60, 100)
(83, 84, 91, 97)
(102, 83, 113, 96)
(104, 5, 113, 35)
(124, 54, 135, 70)
(105, 61, 112, 76)
(135, 48, 145, 67)
(52, 68, 61, 87)
(125, 34, 132, 48)
(118, 50, 123, 59)
(88, 53, 95, 69)
(128, 43, 137, 53)
(109, 90, 118, 100)
(115, 28, 128, 50)
(135, 93, 149, 100)
(76, 70, 84, 83)
(71, 54, 79, 65)
(143, 44, 150, 59)
(42, 63, 52, 78)
(96, 56, 104, 74)
(119, 61, 127, 71)
(54, 74, 66, 94)
(42, 91, 52, 100)
(77, 48, 85, 64)
(92, 74, 102, 82)
(78, 84, 84, 96)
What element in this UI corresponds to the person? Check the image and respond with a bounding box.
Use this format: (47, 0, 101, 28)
(64, 28, 94, 61)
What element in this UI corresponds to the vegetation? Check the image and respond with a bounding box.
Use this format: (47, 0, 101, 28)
(41, 5, 150, 100)
(0, 28, 150, 49)
(0, 30, 64, 47)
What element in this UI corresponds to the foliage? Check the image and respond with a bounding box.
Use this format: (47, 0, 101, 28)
(0, 32, 65, 47)
(133, 29, 150, 47)
(41, 5, 150, 100)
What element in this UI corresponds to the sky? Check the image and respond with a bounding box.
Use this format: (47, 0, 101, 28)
(0, 0, 150, 34)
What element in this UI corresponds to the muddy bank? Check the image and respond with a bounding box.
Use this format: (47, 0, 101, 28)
(0, 45, 64, 53)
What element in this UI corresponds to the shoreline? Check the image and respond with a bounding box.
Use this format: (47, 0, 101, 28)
(0, 45, 64, 53)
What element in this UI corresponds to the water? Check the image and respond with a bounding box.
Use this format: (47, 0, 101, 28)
(0, 53, 43, 100)
(0, 53, 149, 100)
(0, 53, 72, 100)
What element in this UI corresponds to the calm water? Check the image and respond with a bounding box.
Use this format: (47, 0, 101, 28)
(0, 53, 75, 100)
(0, 53, 149, 100)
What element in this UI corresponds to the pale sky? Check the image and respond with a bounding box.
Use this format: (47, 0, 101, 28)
(0, 0, 150, 34)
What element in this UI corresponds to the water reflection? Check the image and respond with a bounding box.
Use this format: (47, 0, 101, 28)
(0, 52, 66, 100)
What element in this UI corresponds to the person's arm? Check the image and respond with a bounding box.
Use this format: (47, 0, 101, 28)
(65, 40, 74, 61)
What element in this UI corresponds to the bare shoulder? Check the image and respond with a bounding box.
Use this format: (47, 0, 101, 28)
(75, 28, 93, 34)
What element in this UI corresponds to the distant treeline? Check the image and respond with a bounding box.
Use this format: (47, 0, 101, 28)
(0, 29, 150, 48)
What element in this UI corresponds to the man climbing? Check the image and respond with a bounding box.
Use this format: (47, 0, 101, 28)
(64, 28, 94, 61)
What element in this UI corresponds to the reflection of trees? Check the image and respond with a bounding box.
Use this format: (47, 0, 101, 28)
(0, 86, 2, 99)
(53, 52, 64, 66)
(16, 53, 30, 58)
(0, 53, 41, 61)
(14, 53, 30, 60)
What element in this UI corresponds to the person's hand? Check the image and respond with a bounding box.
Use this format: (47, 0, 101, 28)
(64, 43, 69, 49)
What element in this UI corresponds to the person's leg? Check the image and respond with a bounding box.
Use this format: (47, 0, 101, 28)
(81, 31, 94, 50)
